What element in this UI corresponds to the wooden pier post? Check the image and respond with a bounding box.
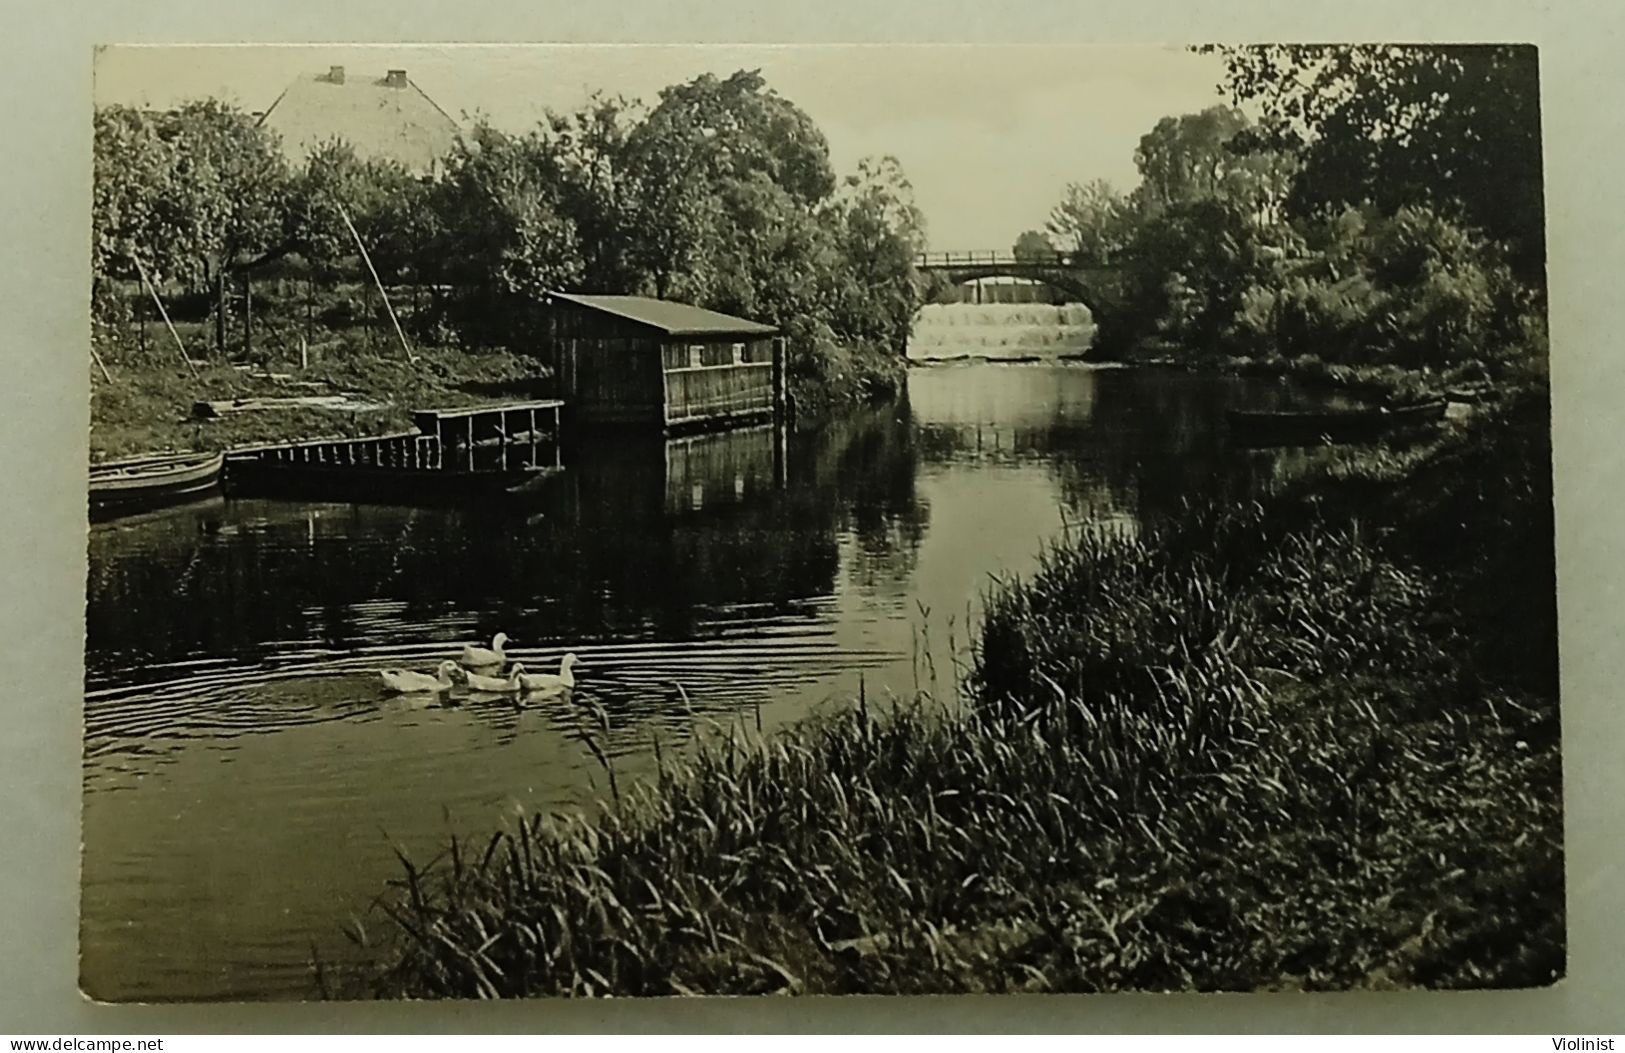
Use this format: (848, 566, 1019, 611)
(771, 336, 787, 426)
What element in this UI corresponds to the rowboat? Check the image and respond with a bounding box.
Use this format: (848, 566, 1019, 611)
(89, 451, 225, 517)
(1227, 399, 1448, 446)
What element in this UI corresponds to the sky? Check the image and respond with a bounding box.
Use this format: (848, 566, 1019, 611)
(93, 44, 1230, 250)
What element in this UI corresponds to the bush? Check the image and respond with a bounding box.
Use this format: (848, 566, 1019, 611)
(785, 318, 905, 421)
(1359, 207, 1540, 370)
(1214, 205, 1546, 377)
(1232, 272, 1381, 362)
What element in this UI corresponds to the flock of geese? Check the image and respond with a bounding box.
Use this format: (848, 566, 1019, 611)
(378, 632, 580, 702)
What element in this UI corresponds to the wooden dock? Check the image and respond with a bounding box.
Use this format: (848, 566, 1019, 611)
(223, 400, 568, 502)
(227, 430, 439, 469)
(412, 400, 564, 450)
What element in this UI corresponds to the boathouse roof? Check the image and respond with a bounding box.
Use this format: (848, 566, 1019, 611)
(547, 293, 780, 339)
(257, 66, 460, 176)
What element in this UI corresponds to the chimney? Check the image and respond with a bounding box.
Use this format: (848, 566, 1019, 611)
(327, 65, 345, 84)
(385, 69, 407, 88)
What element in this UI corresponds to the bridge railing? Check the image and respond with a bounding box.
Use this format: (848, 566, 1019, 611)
(915, 250, 1075, 268)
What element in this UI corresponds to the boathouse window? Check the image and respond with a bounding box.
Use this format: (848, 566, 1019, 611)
(688, 345, 705, 369)
(731, 342, 746, 365)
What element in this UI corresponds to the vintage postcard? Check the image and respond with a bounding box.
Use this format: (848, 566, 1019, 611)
(81, 43, 1560, 1001)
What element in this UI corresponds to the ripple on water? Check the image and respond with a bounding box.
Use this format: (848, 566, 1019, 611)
(83, 626, 904, 779)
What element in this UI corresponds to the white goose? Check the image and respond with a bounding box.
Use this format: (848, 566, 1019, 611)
(464, 665, 522, 693)
(517, 653, 580, 695)
(379, 660, 460, 694)
(460, 632, 509, 669)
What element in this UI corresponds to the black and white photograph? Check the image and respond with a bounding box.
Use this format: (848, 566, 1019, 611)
(80, 43, 1560, 1002)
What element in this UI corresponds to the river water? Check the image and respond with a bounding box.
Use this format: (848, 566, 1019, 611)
(81, 358, 1340, 1001)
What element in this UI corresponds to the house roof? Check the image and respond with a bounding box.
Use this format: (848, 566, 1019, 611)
(258, 68, 460, 175)
(547, 293, 780, 338)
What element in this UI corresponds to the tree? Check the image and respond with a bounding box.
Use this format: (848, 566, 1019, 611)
(822, 156, 927, 353)
(1203, 45, 1545, 285)
(1012, 229, 1057, 261)
(1128, 105, 1297, 231)
(1046, 179, 1129, 265)
(287, 140, 422, 276)
(537, 94, 643, 292)
(169, 102, 290, 352)
(1114, 198, 1276, 351)
(1133, 107, 1250, 212)
(93, 106, 184, 315)
(429, 122, 588, 347)
(629, 69, 835, 205)
(91, 100, 289, 352)
(621, 69, 838, 300)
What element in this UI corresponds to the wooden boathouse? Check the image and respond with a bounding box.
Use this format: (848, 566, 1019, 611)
(544, 293, 786, 432)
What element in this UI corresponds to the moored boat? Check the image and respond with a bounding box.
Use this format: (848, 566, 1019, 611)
(1227, 399, 1448, 446)
(88, 451, 225, 518)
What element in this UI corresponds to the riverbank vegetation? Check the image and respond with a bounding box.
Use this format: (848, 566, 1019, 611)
(91, 70, 921, 454)
(348, 386, 1558, 997)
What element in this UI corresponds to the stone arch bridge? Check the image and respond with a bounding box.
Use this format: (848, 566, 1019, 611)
(915, 251, 1125, 316)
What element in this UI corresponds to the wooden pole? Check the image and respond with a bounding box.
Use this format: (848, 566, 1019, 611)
(242, 274, 253, 358)
(214, 268, 226, 357)
(89, 343, 113, 384)
(132, 255, 199, 377)
(338, 203, 417, 364)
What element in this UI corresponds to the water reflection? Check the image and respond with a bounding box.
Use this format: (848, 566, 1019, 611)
(82, 362, 1324, 1001)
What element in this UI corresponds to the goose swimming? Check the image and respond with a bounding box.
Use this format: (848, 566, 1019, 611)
(517, 653, 580, 694)
(464, 665, 523, 693)
(460, 632, 509, 669)
(379, 660, 460, 694)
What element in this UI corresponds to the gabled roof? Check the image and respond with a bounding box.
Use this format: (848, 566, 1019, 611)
(547, 293, 780, 338)
(258, 68, 460, 175)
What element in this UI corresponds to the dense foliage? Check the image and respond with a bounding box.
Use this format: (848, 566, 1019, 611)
(1204, 44, 1545, 287)
(91, 70, 923, 412)
(1049, 47, 1547, 376)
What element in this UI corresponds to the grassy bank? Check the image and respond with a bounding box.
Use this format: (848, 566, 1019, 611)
(346, 387, 1559, 998)
(89, 340, 550, 461)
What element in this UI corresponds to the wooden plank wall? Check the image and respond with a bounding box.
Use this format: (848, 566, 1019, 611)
(663, 363, 775, 426)
(569, 335, 667, 425)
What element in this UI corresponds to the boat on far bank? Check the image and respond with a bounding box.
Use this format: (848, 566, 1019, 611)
(89, 451, 225, 518)
(1227, 398, 1448, 447)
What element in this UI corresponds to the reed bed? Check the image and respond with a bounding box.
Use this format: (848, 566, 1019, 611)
(350, 389, 1561, 998)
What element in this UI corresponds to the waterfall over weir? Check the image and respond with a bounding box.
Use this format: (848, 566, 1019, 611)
(907, 302, 1096, 362)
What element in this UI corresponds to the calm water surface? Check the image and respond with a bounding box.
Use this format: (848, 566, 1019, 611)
(81, 362, 1334, 1001)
